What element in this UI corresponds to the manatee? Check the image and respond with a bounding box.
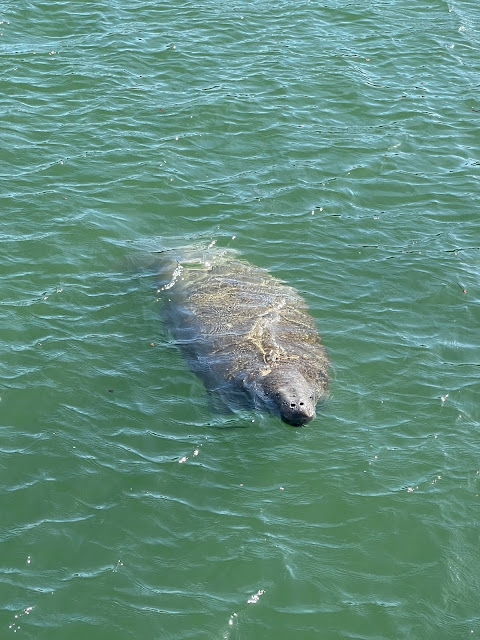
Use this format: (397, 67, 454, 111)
(157, 246, 329, 426)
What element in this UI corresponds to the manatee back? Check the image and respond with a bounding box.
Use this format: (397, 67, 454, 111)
(160, 251, 329, 404)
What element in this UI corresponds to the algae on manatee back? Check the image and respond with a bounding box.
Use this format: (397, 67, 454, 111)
(157, 246, 329, 426)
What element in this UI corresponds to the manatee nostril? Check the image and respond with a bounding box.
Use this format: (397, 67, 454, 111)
(290, 402, 296, 408)
(299, 402, 304, 406)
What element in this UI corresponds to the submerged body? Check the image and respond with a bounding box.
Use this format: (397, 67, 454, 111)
(159, 248, 329, 426)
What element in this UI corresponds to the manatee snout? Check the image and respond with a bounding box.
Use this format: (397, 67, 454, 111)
(261, 369, 317, 427)
(278, 394, 316, 426)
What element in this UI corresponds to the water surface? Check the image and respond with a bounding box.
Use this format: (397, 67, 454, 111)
(1, 1, 479, 638)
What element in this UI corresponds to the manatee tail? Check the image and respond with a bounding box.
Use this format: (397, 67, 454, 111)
(105, 234, 239, 288)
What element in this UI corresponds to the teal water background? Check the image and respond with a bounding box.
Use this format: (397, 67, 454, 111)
(1, 1, 479, 638)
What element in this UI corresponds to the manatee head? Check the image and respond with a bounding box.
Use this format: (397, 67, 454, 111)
(260, 368, 317, 427)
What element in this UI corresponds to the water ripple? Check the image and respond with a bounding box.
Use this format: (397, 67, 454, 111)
(1, 0, 480, 638)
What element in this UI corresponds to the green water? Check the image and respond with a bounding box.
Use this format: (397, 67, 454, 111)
(1, 1, 479, 638)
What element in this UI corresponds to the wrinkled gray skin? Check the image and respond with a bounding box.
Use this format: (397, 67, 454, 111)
(253, 367, 318, 426)
(158, 247, 329, 426)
